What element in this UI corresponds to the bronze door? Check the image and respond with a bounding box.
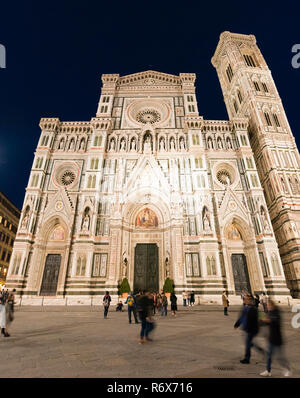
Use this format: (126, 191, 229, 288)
(40, 254, 61, 296)
(231, 254, 251, 295)
(134, 244, 158, 292)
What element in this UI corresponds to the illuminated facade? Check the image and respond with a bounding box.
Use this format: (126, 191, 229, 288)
(7, 32, 299, 304)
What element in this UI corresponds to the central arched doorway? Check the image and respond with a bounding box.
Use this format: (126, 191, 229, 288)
(134, 243, 159, 292)
(225, 222, 252, 295)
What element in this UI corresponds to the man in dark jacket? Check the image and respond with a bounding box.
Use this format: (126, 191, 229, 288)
(234, 295, 263, 364)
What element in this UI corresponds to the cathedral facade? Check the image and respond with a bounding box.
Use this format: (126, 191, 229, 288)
(7, 32, 300, 304)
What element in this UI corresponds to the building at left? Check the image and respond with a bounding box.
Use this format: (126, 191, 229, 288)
(0, 191, 20, 286)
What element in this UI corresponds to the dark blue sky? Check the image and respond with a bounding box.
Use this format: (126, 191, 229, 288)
(1, 0, 300, 209)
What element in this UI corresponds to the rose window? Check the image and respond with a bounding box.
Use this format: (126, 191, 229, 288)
(217, 170, 232, 185)
(136, 109, 161, 124)
(60, 171, 76, 186)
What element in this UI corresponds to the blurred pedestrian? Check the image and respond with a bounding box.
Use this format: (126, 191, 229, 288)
(116, 301, 123, 312)
(156, 292, 162, 314)
(254, 294, 260, 308)
(161, 293, 168, 316)
(260, 299, 291, 377)
(170, 292, 177, 316)
(103, 291, 111, 319)
(260, 292, 268, 313)
(182, 291, 187, 307)
(187, 292, 191, 306)
(234, 295, 263, 364)
(0, 289, 9, 337)
(138, 291, 155, 344)
(190, 291, 195, 306)
(125, 292, 139, 324)
(222, 290, 229, 316)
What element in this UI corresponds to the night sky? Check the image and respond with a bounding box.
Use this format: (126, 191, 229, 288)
(1, 1, 300, 210)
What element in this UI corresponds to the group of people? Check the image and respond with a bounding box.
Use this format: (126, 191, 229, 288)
(234, 293, 291, 377)
(0, 288, 16, 337)
(102, 290, 178, 344)
(182, 291, 195, 306)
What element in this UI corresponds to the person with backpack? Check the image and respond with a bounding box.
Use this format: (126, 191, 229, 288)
(103, 291, 111, 319)
(125, 292, 139, 324)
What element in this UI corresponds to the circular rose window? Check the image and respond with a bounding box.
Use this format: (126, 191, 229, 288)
(54, 163, 78, 188)
(60, 171, 75, 186)
(217, 170, 232, 185)
(136, 109, 161, 124)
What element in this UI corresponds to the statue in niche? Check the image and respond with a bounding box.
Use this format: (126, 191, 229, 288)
(170, 138, 175, 151)
(144, 135, 152, 152)
(59, 139, 64, 150)
(203, 207, 211, 232)
(130, 139, 136, 151)
(207, 137, 213, 149)
(109, 139, 115, 151)
(82, 213, 90, 232)
(122, 258, 128, 277)
(225, 175, 231, 186)
(80, 139, 85, 150)
(180, 139, 185, 150)
(69, 139, 75, 151)
(21, 212, 29, 230)
(160, 138, 165, 151)
(261, 207, 270, 232)
(217, 138, 223, 149)
(120, 139, 126, 151)
(165, 257, 170, 278)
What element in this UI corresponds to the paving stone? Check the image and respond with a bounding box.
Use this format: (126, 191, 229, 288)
(0, 305, 299, 378)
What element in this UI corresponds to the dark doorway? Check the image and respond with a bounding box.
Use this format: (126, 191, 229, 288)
(40, 254, 61, 296)
(134, 244, 158, 292)
(231, 254, 251, 295)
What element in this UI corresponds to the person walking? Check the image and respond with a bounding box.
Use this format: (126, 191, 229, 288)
(234, 295, 263, 364)
(138, 291, 155, 344)
(190, 291, 195, 306)
(187, 292, 191, 306)
(125, 292, 139, 324)
(103, 291, 111, 319)
(170, 292, 178, 316)
(260, 299, 291, 377)
(156, 292, 162, 314)
(161, 293, 168, 316)
(222, 291, 229, 316)
(254, 294, 260, 308)
(260, 292, 268, 313)
(0, 289, 9, 337)
(182, 291, 187, 307)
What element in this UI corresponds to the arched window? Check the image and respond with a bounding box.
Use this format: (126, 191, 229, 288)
(76, 255, 86, 276)
(206, 256, 217, 276)
(92, 175, 96, 188)
(87, 175, 92, 188)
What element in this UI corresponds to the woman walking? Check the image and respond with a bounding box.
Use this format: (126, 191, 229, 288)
(170, 292, 178, 316)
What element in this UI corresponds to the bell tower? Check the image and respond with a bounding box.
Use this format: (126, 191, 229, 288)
(212, 31, 300, 297)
